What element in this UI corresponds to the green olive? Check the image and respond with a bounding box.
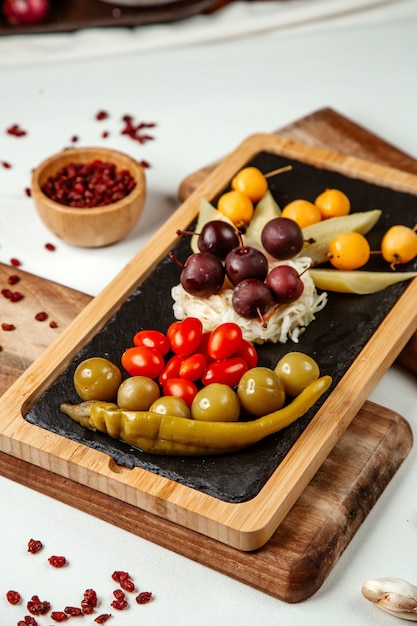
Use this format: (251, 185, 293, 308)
(149, 396, 192, 419)
(117, 376, 160, 411)
(191, 384, 240, 422)
(237, 367, 285, 416)
(74, 357, 122, 402)
(274, 352, 320, 396)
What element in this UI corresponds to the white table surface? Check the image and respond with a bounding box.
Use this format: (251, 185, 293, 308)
(1, 1, 417, 623)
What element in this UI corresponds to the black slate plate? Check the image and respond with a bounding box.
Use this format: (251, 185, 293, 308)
(25, 151, 417, 503)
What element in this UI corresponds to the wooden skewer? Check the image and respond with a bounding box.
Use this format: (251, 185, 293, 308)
(265, 165, 293, 178)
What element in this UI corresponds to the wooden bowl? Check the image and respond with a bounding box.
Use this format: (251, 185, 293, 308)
(31, 147, 146, 248)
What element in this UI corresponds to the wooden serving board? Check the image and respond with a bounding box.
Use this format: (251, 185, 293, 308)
(0, 108, 415, 601)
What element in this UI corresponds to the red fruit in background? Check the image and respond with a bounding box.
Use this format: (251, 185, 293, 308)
(3, 0, 49, 25)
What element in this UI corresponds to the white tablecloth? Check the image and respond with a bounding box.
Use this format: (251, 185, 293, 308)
(1, 1, 417, 624)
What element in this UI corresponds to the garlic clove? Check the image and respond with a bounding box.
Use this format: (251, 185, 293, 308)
(362, 577, 417, 621)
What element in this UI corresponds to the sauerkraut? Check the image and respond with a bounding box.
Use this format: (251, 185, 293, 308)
(172, 257, 327, 344)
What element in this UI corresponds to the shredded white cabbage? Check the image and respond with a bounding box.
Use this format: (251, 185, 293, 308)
(171, 256, 328, 344)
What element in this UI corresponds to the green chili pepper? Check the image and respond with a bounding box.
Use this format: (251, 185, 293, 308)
(60, 375, 332, 456)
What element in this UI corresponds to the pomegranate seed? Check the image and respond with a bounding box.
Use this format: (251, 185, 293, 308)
(48, 555, 67, 567)
(49, 320, 58, 328)
(1, 322, 15, 331)
(136, 591, 152, 604)
(27, 538, 43, 553)
(45, 242, 56, 251)
(50, 612, 68, 622)
(35, 311, 48, 322)
(6, 589, 21, 605)
(27, 595, 50, 615)
(95, 110, 109, 121)
(64, 606, 82, 616)
(6, 123, 27, 137)
(2, 160, 12, 168)
(94, 615, 111, 624)
(101, 131, 109, 138)
(111, 598, 128, 610)
(10, 257, 22, 266)
(7, 274, 20, 285)
(2, 288, 12, 298)
(120, 578, 135, 593)
(83, 588, 98, 607)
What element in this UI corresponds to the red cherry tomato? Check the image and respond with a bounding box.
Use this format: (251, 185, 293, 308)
(234, 339, 258, 369)
(158, 354, 183, 385)
(162, 378, 198, 407)
(121, 346, 165, 379)
(201, 357, 248, 388)
(166, 320, 181, 342)
(179, 353, 207, 381)
(207, 323, 243, 360)
(169, 317, 203, 357)
(133, 329, 170, 356)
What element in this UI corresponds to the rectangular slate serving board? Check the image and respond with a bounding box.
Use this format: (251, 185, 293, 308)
(0, 108, 415, 601)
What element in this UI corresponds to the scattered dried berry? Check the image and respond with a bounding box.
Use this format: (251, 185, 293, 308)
(139, 159, 150, 169)
(120, 577, 135, 593)
(81, 600, 94, 615)
(1, 288, 12, 298)
(7, 274, 20, 285)
(6, 589, 21, 605)
(25, 187, 32, 197)
(35, 311, 48, 322)
(10, 257, 22, 266)
(95, 110, 109, 121)
(45, 242, 56, 251)
(101, 131, 109, 138)
(112, 570, 130, 583)
(23, 617, 38, 626)
(64, 606, 82, 616)
(70, 135, 79, 143)
(83, 588, 98, 607)
(6, 123, 27, 137)
(48, 555, 67, 567)
(49, 320, 58, 329)
(111, 598, 128, 610)
(10, 291, 24, 302)
(94, 615, 111, 624)
(136, 591, 153, 604)
(1, 322, 15, 331)
(50, 611, 68, 622)
(27, 538, 43, 553)
(27, 595, 50, 615)
(2, 160, 12, 169)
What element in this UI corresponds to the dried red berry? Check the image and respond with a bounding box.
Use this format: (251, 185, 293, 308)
(139, 159, 150, 169)
(23, 618, 38, 626)
(120, 577, 135, 593)
(25, 187, 32, 196)
(70, 135, 79, 143)
(64, 606, 82, 616)
(35, 311, 48, 321)
(6, 589, 21, 605)
(1, 288, 12, 298)
(111, 570, 130, 583)
(27, 594, 50, 615)
(49, 320, 58, 328)
(7, 274, 20, 285)
(6, 123, 27, 137)
(45, 242, 56, 251)
(111, 598, 128, 610)
(10, 257, 22, 266)
(113, 589, 125, 600)
(48, 555, 67, 567)
(50, 612, 68, 622)
(94, 615, 111, 624)
(101, 131, 109, 138)
(81, 600, 94, 615)
(83, 588, 98, 607)
(136, 591, 152, 604)
(95, 110, 109, 121)
(10, 291, 24, 302)
(1, 322, 15, 331)
(28, 538, 43, 553)
(2, 160, 12, 168)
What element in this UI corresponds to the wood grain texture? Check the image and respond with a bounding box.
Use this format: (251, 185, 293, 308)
(1, 132, 417, 553)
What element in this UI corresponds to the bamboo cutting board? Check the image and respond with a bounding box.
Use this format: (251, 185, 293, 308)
(0, 108, 415, 601)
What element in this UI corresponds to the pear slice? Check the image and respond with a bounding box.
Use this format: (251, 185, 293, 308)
(190, 198, 235, 253)
(309, 268, 417, 294)
(245, 190, 281, 245)
(301, 209, 382, 264)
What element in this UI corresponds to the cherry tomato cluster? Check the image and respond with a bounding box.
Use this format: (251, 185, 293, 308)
(121, 318, 258, 406)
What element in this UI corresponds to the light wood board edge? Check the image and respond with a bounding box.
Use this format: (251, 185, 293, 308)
(1, 133, 417, 551)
